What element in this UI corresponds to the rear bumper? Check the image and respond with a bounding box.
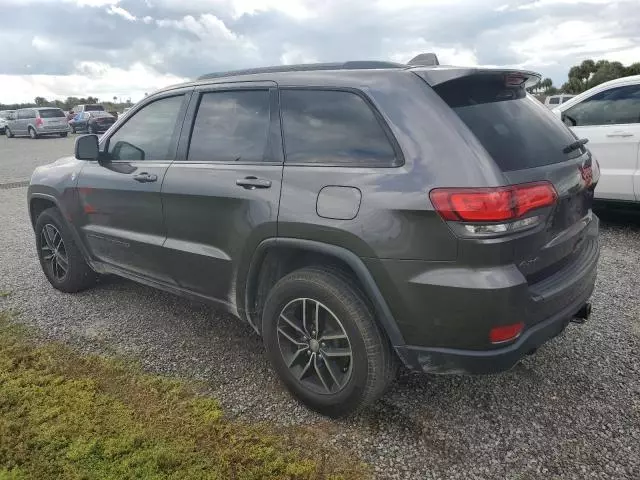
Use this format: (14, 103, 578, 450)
(395, 291, 594, 374)
(367, 216, 599, 374)
(36, 126, 69, 134)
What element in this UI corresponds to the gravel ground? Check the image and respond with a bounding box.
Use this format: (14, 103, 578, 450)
(0, 146, 638, 478)
(0, 134, 75, 184)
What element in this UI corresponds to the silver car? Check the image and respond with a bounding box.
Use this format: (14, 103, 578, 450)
(0, 110, 14, 134)
(5, 107, 69, 139)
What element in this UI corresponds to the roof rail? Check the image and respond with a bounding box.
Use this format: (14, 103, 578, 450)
(197, 61, 406, 80)
(408, 53, 440, 66)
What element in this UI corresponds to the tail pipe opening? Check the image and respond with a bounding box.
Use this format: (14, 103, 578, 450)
(571, 302, 592, 324)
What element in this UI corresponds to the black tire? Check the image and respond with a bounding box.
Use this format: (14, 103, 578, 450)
(35, 207, 97, 293)
(5, 127, 13, 138)
(28, 127, 38, 139)
(60, 132, 68, 137)
(262, 267, 397, 417)
(88, 124, 96, 134)
(71, 126, 76, 134)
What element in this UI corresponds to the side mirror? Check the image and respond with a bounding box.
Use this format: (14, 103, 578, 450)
(75, 134, 99, 160)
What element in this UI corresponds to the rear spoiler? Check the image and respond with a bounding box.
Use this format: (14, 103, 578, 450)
(412, 66, 541, 89)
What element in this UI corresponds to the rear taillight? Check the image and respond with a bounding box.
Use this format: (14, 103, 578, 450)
(35, 117, 43, 127)
(489, 322, 524, 344)
(430, 182, 557, 223)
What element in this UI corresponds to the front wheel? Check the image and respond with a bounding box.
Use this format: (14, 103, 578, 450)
(262, 267, 397, 417)
(6, 127, 14, 138)
(35, 207, 97, 293)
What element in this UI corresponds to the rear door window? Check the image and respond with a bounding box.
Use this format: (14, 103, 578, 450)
(433, 77, 579, 171)
(280, 89, 399, 166)
(187, 90, 271, 162)
(562, 85, 640, 126)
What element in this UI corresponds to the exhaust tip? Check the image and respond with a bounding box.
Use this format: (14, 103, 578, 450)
(571, 302, 592, 324)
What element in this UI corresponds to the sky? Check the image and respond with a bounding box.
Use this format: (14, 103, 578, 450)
(1, 0, 639, 104)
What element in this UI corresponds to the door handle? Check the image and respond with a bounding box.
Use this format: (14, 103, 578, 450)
(133, 172, 158, 183)
(236, 176, 272, 189)
(606, 132, 634, 138)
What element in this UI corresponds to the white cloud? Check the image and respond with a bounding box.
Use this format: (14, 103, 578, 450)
(0, 63, 187, 103)
(107, 5, 137, 21)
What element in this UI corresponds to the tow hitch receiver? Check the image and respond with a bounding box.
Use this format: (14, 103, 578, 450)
(571, 302, 592, 324)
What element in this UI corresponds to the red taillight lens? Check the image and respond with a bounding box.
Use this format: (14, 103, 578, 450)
(489, 322, 524, 344)
(430, 182, 557, 223)
(35, 117, 43, 127)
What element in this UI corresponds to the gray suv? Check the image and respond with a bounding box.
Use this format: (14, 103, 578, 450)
(6, 107, 69, 138)
(27, 58, 599, 416)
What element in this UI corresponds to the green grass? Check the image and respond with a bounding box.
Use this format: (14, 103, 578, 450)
(0, 312, 368, 480)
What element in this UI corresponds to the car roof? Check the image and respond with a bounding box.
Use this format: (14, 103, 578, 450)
(151, 56, 541, 96)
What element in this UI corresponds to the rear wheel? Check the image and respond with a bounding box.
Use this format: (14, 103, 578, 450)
(262, 267, 397, 417)
(28, 127, 38, 139)
(35, 207, 97, 293)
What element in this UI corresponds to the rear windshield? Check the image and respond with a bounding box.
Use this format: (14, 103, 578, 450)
(433, 77, 580, 171)
(38, 109, 65, 118)
(85, 105, 105, 111)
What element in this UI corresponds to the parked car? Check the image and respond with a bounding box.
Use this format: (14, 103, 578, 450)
(68, 104, 105, 122)
(28, 57, 599, 417)
(0, 109, 15, 134)
(72, 104, 105, 114)
(69, 111, 116, 134)
(544, 94, 575, 107)
(552, 75, 640, 204)
(6, 107, 69, 138)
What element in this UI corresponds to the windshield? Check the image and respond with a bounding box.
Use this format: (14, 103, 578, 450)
(38, 109, 65, 118)
(85, 105, 105, 111)
(433, 77, 581, 171)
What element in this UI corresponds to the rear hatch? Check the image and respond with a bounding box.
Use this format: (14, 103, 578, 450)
(38, 108, 67, 129)
(417, 70, 599, 320)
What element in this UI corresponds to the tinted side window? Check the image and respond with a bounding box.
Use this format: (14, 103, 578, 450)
(280, 89, 397, 166)
(564, 85, 640, 126)
(16, 110, 26, 119)
(106, 95, 184, 161)
(549, 97, 560, 105)
(187, 90, 270, 162)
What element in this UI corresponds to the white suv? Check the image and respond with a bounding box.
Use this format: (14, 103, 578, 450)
(553, 75, 640, 204)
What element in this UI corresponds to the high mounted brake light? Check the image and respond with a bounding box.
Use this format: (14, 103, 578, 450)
(429, 182, 557, 224)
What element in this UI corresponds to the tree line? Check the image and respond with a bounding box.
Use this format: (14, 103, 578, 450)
(527, 59, 640, 96)
(0, 95, 133, 112)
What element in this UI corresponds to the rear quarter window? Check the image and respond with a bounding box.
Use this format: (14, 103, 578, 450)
(433, 77, 580, 171)
(280, 89, 399, 167)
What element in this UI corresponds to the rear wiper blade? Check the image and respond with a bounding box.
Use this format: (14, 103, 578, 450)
(562, 138, 588, 154)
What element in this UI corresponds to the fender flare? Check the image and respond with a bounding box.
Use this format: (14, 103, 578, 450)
(241, 237, 406, 347)
(28, 192, 94, 267)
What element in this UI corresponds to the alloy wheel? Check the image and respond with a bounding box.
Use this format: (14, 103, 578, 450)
(277, 298, 353, 395)
(40, 223, 68, 281)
